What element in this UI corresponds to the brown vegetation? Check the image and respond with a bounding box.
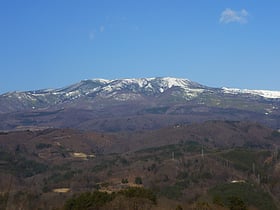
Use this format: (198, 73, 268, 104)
(0, 121, 280, 209)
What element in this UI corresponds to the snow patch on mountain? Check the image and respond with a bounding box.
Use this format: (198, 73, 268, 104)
(159, 77, 192, 88)
(90, 79, 111, 84)
(222, 87, 280, 99)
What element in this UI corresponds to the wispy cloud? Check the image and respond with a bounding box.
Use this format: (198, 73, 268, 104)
(89, 25, 105, 41)
(220, 8, 249, 24)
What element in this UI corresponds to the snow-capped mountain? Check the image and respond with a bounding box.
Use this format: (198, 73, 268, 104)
(58, 77, 204, 99)
(0, 77, 206, 111)
(2, 77, 280, 107)
(0, 77, 280, 131)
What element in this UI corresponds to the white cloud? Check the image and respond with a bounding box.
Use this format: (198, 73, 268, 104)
(220, 8, 249, 24)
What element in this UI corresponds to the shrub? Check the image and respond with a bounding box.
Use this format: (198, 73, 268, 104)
(121, 178, 128, 184)
(135, 177, 143, 185)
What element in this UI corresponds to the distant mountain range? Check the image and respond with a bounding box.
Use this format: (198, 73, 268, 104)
(0, 77, 280, 131)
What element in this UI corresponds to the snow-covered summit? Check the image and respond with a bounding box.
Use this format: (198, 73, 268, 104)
(89, 77, 195, 88)
(56, 77, 201, 97)
(28, 77, 204, 101)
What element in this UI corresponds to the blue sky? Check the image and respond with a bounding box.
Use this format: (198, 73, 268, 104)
(0, 0, 279, 93)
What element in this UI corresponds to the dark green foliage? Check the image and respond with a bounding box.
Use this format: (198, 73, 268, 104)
(209, 183, 277, 210)
(64, 187, 157, 210)
(121, 178, 128, 184)
(119, 187, 157, 204)
(36, 143, 52, 150)
(160, 184, 184, 200)
(228, 196, 247, 210)
(64, 191, 114, 210)
(135, 176, 143, 185)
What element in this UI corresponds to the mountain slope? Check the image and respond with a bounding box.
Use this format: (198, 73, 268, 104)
(0, 77, 280, 131)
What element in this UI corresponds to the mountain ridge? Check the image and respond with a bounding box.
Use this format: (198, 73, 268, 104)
(0, 77, 280, 131)
(2, 77, 280, 101)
